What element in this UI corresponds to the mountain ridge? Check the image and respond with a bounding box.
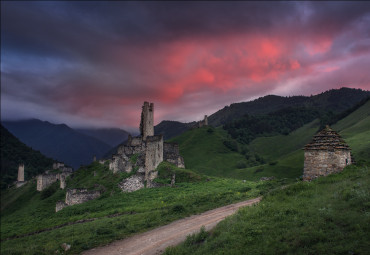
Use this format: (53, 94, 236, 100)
(0, 124, 55, 189)
(155, 87, 369, 140)
(2, 119, 112, 169)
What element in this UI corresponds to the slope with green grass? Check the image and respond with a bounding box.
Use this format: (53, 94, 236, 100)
(168, 121, 320, 181)
(333, 100, 370, 162)
(1, 162, 265, 255)
(165, 163, 370, 255)
(169, 127, 247, 178)
(171, 98, 369, 182)
(1, 124, 55, 189)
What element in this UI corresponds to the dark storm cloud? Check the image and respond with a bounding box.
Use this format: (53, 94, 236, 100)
(1, 1, 370, 129)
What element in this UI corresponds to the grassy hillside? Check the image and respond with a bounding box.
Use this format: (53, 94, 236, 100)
(165, 163, 370, 255)
(169, 121, 320, 181)
(169, 127, 247, 178)
(0, 125, 55, 189)
(171, 97, 369, 181)
(155, 120, 196, 140)
(209, 87, 369, 127)
(333, 100, 370, 162)
(248, 119, 320, 162)
(1, 162, 266, 255)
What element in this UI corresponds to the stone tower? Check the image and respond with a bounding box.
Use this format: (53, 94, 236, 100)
(18, 164, 24, 182)
(140, 102, 154, 140)
(303, 126, 351, 181)
(204, 115, 208, 126)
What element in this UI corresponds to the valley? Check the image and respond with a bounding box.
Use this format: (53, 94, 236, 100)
(1, 88, 369, 255)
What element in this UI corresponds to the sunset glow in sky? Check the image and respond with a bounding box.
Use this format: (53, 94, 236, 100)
(1, 1, 370, 131)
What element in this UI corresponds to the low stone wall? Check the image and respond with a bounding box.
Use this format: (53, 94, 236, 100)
(65, 189, 101, 206)
(303, 149, 351, 181)
(56, 188, 101, 212)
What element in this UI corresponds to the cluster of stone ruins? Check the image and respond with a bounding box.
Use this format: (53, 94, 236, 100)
(14, 102, 353, 212)
(37, 163, 73, 191)
(109, 102, 185, 192)
(55, 101, 185, 211)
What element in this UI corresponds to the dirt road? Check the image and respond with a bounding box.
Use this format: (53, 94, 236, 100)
(82, 197, 261, 255)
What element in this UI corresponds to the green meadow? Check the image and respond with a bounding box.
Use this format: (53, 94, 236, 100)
(1, 98, 369, 254)
(164, 163, 370, 255)
(1, 162, 265, 255)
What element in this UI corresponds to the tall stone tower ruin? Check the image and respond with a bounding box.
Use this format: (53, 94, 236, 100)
(204, 115, 208, 126)
(198, 115, 208, 128)
(18, 164, 24, 182)
(110, 101, 185, 192)
(140, 102, 154, 140)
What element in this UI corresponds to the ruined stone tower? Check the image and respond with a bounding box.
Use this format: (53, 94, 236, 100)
(140, 102, 154, 140)
(204, 115, 208, 126)
(198, 115, 208, 128)
(17, 164, 24, 182)
(303, 126, 351, 181)
(110, 101, 185, 192)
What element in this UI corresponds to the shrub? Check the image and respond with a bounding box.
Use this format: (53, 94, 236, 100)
(254, 167, 264, 173)
(40, 184, 57, 200)
(207, 127, 214, 133)
(223, 140, 238, 152)
(185, 226, 208, 246)
(130, 154, 139, 164)
(236, 161, 247, 169)
(172, 204, 186, 213)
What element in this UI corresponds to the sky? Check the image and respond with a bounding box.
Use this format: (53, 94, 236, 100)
(1, 1, 370, 132)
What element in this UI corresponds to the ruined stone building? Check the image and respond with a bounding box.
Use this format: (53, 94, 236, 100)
(37, 163, 73, 191)
(109, 101, 185, 192)
(303, 126, 351, 181)
(15, 164, 27, 188)
(56, 188, 101, 212)
(198, 115, 208, 128)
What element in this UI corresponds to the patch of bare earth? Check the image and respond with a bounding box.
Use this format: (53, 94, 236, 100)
(82, 197, 261, 255)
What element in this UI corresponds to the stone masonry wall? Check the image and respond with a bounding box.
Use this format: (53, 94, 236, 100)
(37, 170, 72, 191)
(56, 188, 101, 212)
(109, 155, 126, 173)
(145, 135, 163, 181)
(65, 189, 101, 206)
(163, 143, 185, 168)
(303, 150, 351, 181)
(140, 102, 154, 141)
(37, 174, 58, 191)
(53, 163, 64, 169)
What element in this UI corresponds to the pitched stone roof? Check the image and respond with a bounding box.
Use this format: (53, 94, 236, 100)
(304, 125, 350, 151)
